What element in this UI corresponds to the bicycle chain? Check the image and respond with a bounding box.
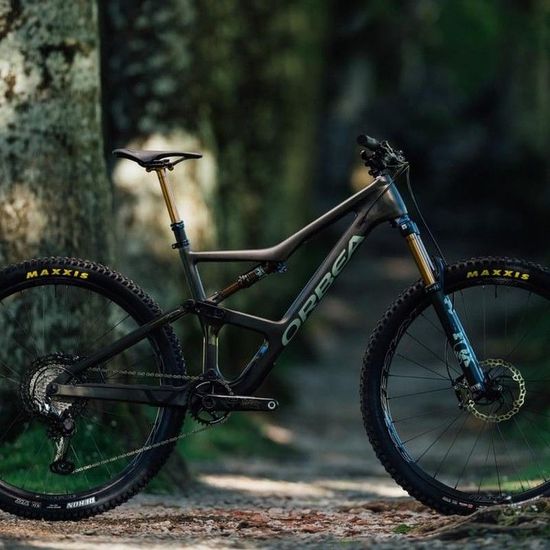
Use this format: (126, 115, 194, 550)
(72, 368, 227, 474)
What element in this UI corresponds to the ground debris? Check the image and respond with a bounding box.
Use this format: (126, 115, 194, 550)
(412, 498, 550, 541)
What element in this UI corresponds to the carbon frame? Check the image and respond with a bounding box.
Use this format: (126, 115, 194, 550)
(191, 176, 407, 395)
(53, 176, 410, 401)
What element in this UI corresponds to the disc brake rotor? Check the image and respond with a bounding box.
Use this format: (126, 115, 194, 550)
(462, 359, 526, 423)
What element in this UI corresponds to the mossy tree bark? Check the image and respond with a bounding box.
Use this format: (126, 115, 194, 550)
(0, 1, 114, 465)
(0, 0, 112, 263)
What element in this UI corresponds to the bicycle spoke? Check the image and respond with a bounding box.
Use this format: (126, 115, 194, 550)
(414, 411, 464, 462)
(477, 429, 495, 494)
(395, 353, 450, 380)
(454, 420, 487, 489)
(383, 276, 549, 506)
(83, 314, 131, 354)
(432, 413, 469, 479)
(419, 312, 447, 338)
(403, 414, 461, 445)
(388, 386, 452, 400)
(511, 416, 547, 482)
(504, 292, 533, 360)
(495, 422, 527, 492)
(392, 407, 458, 425)
(0, 301, 41, 357)
(491, 428, 502, 496)
(388, 373, 450, 382)
(403, 332, 450, 367)
(0, 278, 172, 502)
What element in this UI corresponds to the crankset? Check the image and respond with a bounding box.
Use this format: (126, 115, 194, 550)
(190, 379, 279, 425)
(201, 394, 279, 413)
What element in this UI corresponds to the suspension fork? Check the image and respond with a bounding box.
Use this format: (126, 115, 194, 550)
(396, 215, 487, 392)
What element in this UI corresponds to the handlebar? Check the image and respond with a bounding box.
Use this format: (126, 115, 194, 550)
(356, 134, 380, 151)
(356, 134, 407, 176)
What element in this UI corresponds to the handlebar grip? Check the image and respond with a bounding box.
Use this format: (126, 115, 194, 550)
(356, 134, 380, 150)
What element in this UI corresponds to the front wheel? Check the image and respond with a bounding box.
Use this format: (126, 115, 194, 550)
(362, 257, 550, 515)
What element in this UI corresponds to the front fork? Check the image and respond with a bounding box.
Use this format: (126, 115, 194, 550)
(397, 215, 487, 392)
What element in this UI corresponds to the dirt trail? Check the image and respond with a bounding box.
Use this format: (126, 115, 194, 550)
(0, 233, 547, 548)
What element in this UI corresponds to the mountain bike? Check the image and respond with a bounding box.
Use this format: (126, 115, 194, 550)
(0, 136, 547, 520)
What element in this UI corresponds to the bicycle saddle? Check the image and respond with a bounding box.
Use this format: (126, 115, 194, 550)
(113, 148, 202, 169)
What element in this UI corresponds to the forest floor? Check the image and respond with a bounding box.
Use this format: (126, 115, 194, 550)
(0, 230, 548, 548)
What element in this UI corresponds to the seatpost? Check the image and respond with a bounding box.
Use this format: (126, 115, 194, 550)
(153, 167, 206, 300)
(155, 168, 181, 224)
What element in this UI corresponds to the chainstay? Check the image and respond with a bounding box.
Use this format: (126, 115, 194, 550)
(72, 368, 227, 474)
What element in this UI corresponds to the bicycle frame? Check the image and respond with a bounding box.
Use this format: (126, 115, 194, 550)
(189, 175, 407, 395)
(51, 170, 487, 406)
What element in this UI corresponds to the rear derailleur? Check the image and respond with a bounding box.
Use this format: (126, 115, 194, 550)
(20, 353, 82, 475)
(44, 411, 77, 475)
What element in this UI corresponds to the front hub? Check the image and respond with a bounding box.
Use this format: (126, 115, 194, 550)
(458, 359, 526, 423)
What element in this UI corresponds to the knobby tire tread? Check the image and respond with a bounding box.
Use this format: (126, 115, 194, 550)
(361, 257, 550, 515)
(0, 257, 186, 520)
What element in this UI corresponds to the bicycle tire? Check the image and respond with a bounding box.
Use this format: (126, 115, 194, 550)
(361, 256, 550, 515)
(0, 257, 186, 520)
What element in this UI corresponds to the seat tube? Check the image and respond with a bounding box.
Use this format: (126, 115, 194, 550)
(396, 215, 487, 391)
(201, 324, 222, 377)
(155, 168, 206, 300)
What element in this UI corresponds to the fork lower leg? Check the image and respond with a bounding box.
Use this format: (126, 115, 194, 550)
(397, 215, 487, 391)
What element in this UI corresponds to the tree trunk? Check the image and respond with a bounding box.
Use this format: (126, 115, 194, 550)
(0, 0, 112, 263)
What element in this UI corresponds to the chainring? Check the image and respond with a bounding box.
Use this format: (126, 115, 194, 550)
(189, 379, 234, 426)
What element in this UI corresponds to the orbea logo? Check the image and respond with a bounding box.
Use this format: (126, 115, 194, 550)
(282, 235, 364, 346)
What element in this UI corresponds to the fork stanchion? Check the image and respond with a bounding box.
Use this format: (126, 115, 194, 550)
(406, 233, 437, 286)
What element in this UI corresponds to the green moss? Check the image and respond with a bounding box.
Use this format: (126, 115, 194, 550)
(180, 414, 301, 463)
(393, 523, 413, 535)
(147, 413, 301, 493)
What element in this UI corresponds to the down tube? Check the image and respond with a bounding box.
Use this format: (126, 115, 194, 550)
(230, 215, 373, 395)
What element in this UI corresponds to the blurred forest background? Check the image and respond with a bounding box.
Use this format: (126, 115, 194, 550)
(104, 0, 548, 373)
(0, 0, 548, 477)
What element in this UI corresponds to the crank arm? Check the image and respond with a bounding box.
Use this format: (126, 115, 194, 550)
(203, 394, 279, 412)
(49, 382, 191, 407)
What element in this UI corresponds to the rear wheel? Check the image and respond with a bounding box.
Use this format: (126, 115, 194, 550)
(0, 257, 186, 520)
(362, 257, 550, 514)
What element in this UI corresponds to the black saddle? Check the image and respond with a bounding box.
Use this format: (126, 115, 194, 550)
(113, 148, 202, 170)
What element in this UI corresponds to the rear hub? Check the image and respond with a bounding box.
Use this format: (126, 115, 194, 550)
(20, 353, 85, 424)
